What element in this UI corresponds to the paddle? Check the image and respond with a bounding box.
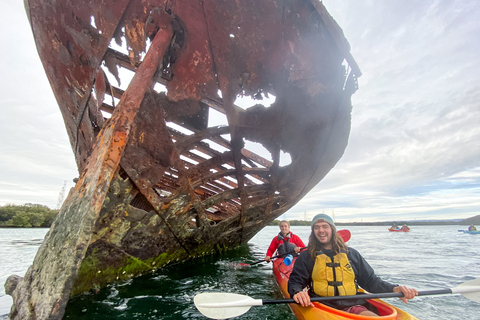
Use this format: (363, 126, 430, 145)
(194, 278, 480, 319)
(338, 229, 351, 243)
(235, 229, 351, 267)
(242, 249, 306, 267)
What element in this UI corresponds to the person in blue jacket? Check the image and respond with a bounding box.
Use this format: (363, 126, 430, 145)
(288, 214, 418, 316)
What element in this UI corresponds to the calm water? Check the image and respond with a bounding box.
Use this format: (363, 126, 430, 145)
(1, 225, 479, 319)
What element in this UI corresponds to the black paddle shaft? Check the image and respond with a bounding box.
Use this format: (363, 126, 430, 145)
(261, 289, 453, 305)
(249, 247, 307, 266)
(248, 260, 267, 266)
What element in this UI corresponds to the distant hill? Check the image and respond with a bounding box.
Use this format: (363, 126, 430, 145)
(272, 214, 480, 227)
(461, 214, 480, 226)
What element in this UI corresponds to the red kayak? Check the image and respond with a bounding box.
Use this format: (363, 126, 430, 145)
(388, 227, 410, 232)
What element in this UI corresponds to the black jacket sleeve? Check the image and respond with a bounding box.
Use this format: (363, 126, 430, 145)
(347, 247, 397, 293)
(287, 250, 314, 297)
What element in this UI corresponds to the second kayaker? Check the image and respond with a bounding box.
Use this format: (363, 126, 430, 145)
(265, 220, 306, 263)
(288, 213, 418, 316)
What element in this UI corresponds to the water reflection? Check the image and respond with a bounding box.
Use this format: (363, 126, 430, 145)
(64, 246, 295, 320)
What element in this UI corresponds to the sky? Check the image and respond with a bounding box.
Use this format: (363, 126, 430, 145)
(1, 1, 479, 222)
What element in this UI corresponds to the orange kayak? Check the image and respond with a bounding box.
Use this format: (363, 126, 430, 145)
(273, 258, 418, 320)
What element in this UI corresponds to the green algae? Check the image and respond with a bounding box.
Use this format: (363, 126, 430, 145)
(70, 242, 236, 296)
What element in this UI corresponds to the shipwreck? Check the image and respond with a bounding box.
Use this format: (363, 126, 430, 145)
(6, 0, 360, 318)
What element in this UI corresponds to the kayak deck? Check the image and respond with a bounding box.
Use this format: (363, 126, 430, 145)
(273, 258, 419, 320)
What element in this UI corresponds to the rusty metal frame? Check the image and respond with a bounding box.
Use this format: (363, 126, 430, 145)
(7, 1, 360, 318)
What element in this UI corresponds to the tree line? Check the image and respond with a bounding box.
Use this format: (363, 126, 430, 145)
(2, 204, 478, 228)
(0, 204, 58, 228)
(270, 215, 480, 226)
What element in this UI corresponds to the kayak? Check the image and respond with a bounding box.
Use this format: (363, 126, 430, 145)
(388, 228, 410, 232)
(458, 230, 480, 234)
(272, 258, 418, 320)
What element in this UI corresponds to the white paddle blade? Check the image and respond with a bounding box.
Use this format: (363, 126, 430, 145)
(452, 278, 480, 303)
(194, 292, 262, 319)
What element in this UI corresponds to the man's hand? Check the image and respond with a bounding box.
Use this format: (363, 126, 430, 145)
(293, 291, 314, 307)
(393, 286, 418, 303)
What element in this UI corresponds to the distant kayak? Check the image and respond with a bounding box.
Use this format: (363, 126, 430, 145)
(458, 230, 480, 234)
(388, 227, 410, 232)
(272, 258, 418, 319)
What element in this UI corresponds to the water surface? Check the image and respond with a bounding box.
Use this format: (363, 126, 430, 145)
(1, 225, 478, 319)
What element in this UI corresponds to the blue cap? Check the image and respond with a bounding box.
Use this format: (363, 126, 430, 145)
(311, 213, 335, 228)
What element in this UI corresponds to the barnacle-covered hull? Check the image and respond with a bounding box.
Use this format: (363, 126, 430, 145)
(6, 0, 360, 318)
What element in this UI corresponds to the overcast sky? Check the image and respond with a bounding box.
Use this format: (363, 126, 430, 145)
(1, 1, 479, 222)
(0, 1, 79, 210)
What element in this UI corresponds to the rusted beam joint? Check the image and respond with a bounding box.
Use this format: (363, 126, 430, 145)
(86, 13, 175, 213)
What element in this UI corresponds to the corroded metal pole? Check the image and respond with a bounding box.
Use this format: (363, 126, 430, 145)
(5, 13, 174, 320)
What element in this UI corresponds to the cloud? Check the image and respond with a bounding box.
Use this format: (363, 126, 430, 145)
(0, 2, 78, 209)
(1, 1, 479, 222)
(283, 0, 480, 222)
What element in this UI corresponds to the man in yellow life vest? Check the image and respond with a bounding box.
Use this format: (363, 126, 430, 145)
(288, 214, 418, 316)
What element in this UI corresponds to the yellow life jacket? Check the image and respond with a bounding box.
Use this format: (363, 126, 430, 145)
(311, 250, 357, 296)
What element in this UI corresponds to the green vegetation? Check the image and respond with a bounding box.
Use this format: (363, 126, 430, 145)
(270, 220, 312, 226)
(0, 203, 58, 228)
(2, 204, 479, 228)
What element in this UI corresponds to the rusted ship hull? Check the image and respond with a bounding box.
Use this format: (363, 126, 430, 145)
(6, 0, 360, 318)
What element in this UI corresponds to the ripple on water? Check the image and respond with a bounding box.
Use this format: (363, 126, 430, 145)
(3, 226, 479, 319)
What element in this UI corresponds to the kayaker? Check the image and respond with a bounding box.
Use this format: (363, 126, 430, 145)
(402, 224, 410, 231)
(288, 213, 418, 316)
(390, 223, 399, 230)
(468, 224, 477, 231)
(265, 220, 305, 263)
